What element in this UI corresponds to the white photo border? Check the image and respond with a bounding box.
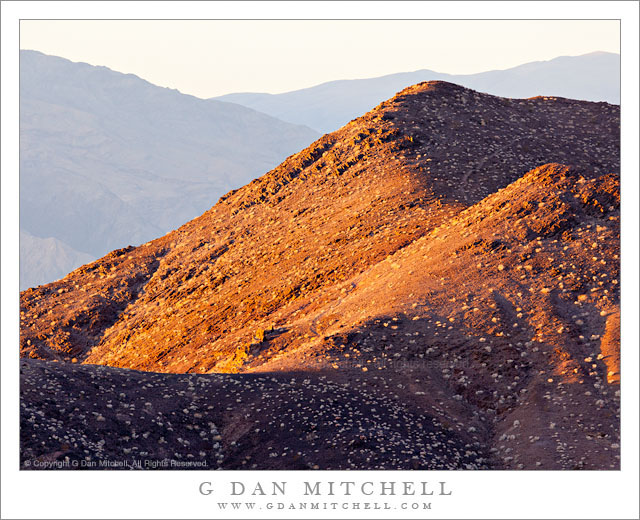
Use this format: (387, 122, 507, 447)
(2, 2, 638, 519)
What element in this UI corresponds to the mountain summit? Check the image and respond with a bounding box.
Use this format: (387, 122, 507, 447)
(21, 81, 620, 470)
(214, 52, 620, 133)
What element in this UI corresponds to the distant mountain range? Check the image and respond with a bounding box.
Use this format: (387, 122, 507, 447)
(214, 52, 620, 133)
(19, 230, 94, 291)
(19, 50, 320, 289)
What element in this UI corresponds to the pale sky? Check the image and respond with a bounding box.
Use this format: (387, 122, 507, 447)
(20, 19, 620, 99)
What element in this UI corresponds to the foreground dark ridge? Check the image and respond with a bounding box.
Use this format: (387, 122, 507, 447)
(20, 82, 620, 470)
(20, 360, 489, 470)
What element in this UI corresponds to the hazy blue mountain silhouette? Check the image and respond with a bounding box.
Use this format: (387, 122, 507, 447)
(20, 50, 319, 289)
(20, 230, 94, 290)
(215, 52, 619, 133)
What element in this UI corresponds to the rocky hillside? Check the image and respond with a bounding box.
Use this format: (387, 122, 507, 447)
(21, 359, 488, 470)
(20, 82, 620, 470)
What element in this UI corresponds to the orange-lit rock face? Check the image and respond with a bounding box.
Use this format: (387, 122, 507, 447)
(600, 311, 620, 384)
(20, 82, 621, 470)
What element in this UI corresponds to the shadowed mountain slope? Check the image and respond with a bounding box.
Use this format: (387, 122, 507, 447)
(20, 82, 620, 470)
(21, 360, 488, 470)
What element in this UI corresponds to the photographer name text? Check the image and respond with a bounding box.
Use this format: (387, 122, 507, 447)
(199, 480, 452, 497)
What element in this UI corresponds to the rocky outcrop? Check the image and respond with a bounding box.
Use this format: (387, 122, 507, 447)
(20, 82, 620, 470)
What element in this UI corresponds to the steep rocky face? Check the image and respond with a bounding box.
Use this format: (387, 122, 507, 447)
(20, 82, 620, 470)
(20, 82, 619, 373)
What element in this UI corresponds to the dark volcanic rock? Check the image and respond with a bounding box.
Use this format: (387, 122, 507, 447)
(20, 359, 488, 470)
